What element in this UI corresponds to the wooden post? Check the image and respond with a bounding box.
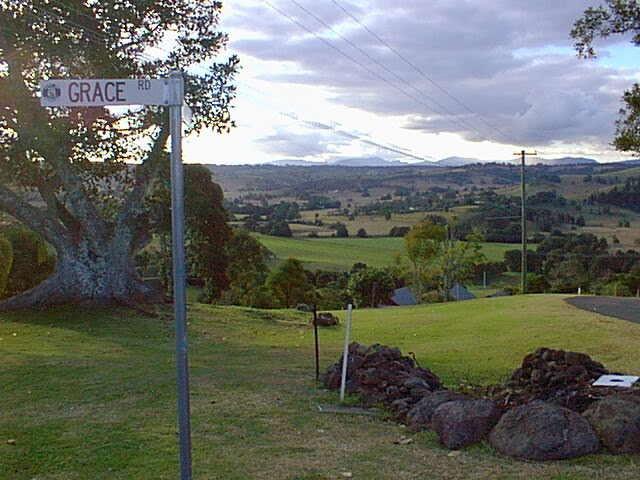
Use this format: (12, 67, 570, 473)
(513, 150, 537, 294)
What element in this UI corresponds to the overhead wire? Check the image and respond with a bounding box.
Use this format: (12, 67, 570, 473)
(284, 0, 496, 143)
(327, 0, 518, 146)
(238, 79, 432, 162)
(20, 1, 437, 163)
(266, 0, 499, 145)
(270, 0, 518, 147)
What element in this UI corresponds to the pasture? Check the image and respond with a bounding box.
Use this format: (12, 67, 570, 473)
(2, 296, 640, 479)
(256, 234, 521, 271)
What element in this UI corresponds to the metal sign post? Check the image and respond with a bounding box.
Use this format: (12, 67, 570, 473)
(41, 72, 192, 480)
(339, 304, 353, 402)
(167, 72, 192, 480)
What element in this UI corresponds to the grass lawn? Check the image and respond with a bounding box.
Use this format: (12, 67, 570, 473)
(257, 234, 521, 271)
(2, 296, 640, 479)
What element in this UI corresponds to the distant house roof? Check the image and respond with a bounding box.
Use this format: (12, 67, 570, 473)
(449, 283, 476, 301)
(391, 287, 417, 306)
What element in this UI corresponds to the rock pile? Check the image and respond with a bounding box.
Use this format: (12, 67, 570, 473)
(322, 344, 640, 459)
(500, 347, 611, 411)
(323, 342, 442, 420)
(314, 312, 339, 327)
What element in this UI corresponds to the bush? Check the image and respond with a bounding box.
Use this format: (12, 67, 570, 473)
(388, 226, 410, 237)
(421, 290, 445, 303)
(602, 282, 633, 297)
(4, 226, 55, 295)
(527, 273, 550, 293)
(335, 223, 349, 238)
(0, 236, 13, 297)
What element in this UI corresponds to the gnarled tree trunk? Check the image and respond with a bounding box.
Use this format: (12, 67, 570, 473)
(0, 235, 162, 310)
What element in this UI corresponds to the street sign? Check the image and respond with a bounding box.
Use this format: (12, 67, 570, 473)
(39, 78, 182, 107)
(39, 72, 192, 479)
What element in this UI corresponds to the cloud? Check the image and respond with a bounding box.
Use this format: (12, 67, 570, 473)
(219, 0, 640, 158)
(258, 127, 350, 158)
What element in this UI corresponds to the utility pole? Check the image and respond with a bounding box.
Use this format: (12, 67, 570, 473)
(513, 150, 537, 295)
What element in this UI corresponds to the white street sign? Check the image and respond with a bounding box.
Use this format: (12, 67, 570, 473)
(39, 78, 182, 107)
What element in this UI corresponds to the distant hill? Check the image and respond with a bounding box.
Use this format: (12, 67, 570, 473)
(269, 159, 323, 167)
(436, 156, 484, 167)
(329, 156, 409, 167)
(261, 155, 607, 168)
(613, 159, 640, 166)
(529, 157, 599, 166)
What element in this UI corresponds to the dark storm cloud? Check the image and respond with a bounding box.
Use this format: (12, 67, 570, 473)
(223, 0, 639, 149)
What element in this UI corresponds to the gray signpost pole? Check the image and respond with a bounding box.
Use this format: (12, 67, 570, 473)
(168, 71, 192, 480)
(40, 72, 193, 479)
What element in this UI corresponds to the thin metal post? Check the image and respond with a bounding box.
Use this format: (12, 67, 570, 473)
(169, 71, 192, 480)
(313, 305, 320, 382)
(520, 150, 527, 294)
(339, 304, 353, 402)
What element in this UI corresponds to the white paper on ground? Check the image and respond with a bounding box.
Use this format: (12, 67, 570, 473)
(592, 374, 639, 387)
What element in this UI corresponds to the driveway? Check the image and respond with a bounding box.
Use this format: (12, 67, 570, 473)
(565, 296, 640, 324)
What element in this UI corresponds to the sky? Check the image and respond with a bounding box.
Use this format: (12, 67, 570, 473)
(183, 0, 640, 165)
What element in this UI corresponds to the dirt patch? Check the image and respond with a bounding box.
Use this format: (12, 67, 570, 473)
(565, 296, 640, 324)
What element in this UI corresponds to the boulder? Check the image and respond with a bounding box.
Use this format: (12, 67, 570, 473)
(432, 399, 503, 449)
(314, 312, 339, 326)
(583, 396, 640, 454)
(406, 391, 470, 432)
(489, 401, 599, 460)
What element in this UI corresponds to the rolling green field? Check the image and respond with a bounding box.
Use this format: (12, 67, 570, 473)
(257, 234, 522, 271)
(2, 296, 640, 479)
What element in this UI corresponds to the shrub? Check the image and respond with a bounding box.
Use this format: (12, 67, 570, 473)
(0, 236, 13, 296)
(421, 290, 445, 303)
(4, 226, 55, 295)
(335, 223, 349, 238)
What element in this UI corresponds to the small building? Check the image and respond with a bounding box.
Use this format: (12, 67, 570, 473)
(391, 287, 417, 306)
(449, 283, 476, 301)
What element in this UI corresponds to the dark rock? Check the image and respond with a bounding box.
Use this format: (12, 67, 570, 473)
(432, 399, 503, 449)
(566, 365, 588, 381)
(530, 369, 545, 384)
(407, 391, 470, 432)
(489, 401, 599, 460)
(314, 312, 339, 326)
(297, 303, 314, 312)
(385, 385, 401, 400)
(565, 351, 592, 366)
(583, 396, 640, 454)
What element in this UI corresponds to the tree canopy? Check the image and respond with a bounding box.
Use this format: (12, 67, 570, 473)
(572, 1, 640, 154)
(0, 1, 238, 309)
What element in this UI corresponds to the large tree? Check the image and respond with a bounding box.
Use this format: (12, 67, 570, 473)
(571, 1, 640, 154)
(0, 1, 238, 309)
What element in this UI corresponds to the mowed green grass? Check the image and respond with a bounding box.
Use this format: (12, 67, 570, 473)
(2, 296, 640, 479)
(257, 234, 520, 271)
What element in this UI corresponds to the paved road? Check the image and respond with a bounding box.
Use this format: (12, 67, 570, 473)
(565, 296, 640, 324)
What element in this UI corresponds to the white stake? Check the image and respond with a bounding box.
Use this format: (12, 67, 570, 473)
(339, 304, 353, 402)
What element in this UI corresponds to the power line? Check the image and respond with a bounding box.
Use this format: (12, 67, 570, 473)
(327, 0, 516, 146)
(284, 0, 497, 143)
(238, 79, 432, 162)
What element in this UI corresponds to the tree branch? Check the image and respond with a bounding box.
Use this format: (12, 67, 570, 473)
(115, 115, 170, 240)
(1, 33, 109, 243)
(0, 183, 70, 250)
